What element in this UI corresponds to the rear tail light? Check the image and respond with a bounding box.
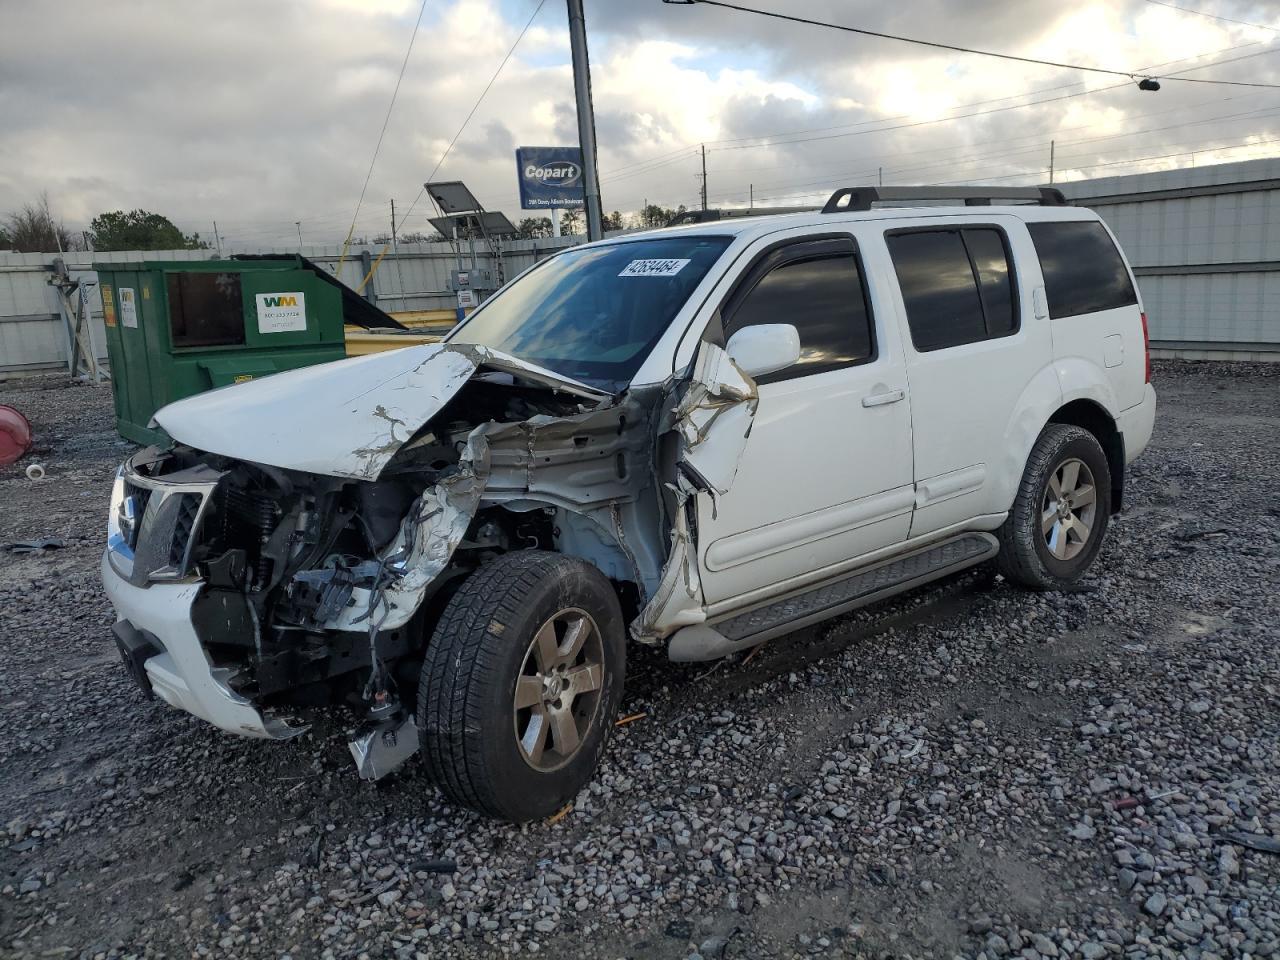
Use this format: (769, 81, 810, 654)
(1140, 311, 1151, 383)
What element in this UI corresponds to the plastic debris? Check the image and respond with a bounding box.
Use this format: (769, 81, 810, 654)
(5, 538, 66, 554)
(1218, 830, 1280, 855)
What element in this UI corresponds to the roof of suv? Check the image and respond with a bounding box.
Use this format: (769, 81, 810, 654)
(610, 201, 1101, 246)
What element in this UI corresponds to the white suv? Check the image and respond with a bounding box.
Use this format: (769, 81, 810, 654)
(102, 186, 1156, 821)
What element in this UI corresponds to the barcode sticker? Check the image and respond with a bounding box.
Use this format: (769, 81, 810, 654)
(618, 258, 691, 277)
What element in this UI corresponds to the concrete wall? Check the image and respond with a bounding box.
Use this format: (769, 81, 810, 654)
(1060, 157, 1280, 359)
(0, 237, 581, 378)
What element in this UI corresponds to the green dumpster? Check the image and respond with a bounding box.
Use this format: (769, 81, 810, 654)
(96, 255, 401, 446)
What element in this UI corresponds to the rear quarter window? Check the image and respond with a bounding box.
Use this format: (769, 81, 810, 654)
(1026, 220, 1138, 319)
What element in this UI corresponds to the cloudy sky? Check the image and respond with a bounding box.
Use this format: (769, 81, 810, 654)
(2, 0, 1278, 246)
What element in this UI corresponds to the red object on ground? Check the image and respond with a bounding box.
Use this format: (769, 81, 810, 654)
(0, 404, 33, 466)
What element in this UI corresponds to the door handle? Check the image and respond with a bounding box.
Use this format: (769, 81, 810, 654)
(862, 388, 905, 408)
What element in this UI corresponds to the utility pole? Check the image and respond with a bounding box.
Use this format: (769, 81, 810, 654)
(212, 221, 223, 256)
(878, 167, 883, 187)
(749, 184, 753, 211)
(566, 0, 604, 242)
(700, 144, 708, 211)
(391, 198, 408, 311)
(295, 221, 303, 249)
(1049, 140, 1055, 184)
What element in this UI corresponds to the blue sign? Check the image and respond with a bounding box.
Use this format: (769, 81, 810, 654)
(516, 146, 586, 210)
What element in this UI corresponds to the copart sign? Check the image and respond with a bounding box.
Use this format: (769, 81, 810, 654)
(516, 146, 586, 210)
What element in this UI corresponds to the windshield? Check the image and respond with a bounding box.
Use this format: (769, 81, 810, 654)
(449, 235, 732, 388)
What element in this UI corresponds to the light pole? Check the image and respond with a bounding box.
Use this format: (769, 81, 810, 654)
(566, 0, 604, 242)
(295, 221, 303, 249)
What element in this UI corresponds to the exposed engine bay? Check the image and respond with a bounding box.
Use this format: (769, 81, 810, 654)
(108, 343, 758, 779)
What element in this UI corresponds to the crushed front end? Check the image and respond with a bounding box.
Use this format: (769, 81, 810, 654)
(99, 344, 652, 778)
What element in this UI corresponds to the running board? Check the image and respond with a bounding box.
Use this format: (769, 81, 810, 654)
(667, 532, 998, 662)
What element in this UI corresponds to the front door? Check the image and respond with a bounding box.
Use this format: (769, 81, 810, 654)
(693, 231, 915, 607)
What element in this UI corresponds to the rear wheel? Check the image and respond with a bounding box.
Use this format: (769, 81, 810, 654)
(418, 551, 625, 821)
(997, 424, 1112, 590)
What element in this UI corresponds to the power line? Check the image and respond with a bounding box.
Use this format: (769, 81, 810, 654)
(338, 0, 432, 264)
(597, 37, 1277, 194)
(706, 99, 1280, 202)
(399, 0, 548, 226)
(710, 42, 1279, 154)
(935, 133, 1280, 184)
(665, 0, 1280, 88)
(1143, 0, 1280, 34)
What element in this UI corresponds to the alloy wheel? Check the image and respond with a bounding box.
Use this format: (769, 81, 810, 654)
(513, 608, 605, 772)
(1041, 456, 1097, 561)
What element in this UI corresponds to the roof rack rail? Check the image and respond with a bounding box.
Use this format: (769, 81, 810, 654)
(822, 186, 1067, 214)
(667, 205, 821, 227)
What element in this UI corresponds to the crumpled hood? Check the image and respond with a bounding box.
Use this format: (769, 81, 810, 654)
(153, 342, 607, 481)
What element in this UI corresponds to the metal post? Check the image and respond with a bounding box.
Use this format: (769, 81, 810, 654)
(878, 167, 883, 187)
(700, 144, 708, 211)
(1049, 140, 1055, 184)
(567, 0, 604, 242)
(749, 184, 753, 210)
(453, 222, 465, 322)
(391, 198, 408, 312)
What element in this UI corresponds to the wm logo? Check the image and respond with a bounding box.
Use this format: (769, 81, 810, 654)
(263, 295, 298, 308)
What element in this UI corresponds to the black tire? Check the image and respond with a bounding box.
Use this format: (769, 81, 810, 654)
(996, 424, 1112, 591)
(418, 550, 625, 821)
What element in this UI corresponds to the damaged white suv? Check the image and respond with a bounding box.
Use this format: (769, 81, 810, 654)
(103, 186, 1156, 821)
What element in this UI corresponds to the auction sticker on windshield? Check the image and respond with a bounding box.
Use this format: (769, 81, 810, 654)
(618, 258, 690, 277)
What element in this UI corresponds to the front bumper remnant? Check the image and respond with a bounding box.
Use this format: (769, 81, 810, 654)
(100, 550, 306, 740)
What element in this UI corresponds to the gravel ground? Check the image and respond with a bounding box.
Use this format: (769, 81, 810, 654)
(1, 362, 1278, 960)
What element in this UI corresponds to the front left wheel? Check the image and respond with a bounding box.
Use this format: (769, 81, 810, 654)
(418, 551, 626, 821)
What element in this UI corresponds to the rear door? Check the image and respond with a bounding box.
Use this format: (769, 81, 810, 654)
(880, 216, 1055, 536)
(1024, 218, 1146, 411)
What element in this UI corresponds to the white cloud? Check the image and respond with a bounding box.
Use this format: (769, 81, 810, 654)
(1, 0, 1276, 243)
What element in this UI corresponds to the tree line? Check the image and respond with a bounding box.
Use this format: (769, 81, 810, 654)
(1, 194, 207, 253)
(1, 195, 693, 253)
(514, 203, 687, 239)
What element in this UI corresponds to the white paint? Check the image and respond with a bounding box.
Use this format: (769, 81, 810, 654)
(883, 214, 1060, 537)
(724, 323, 800, 379)
(153, 342, 603, 481)
(100, 552, 301, 739)
(255, 291, 306, 333)
(119, 287, 138, 328)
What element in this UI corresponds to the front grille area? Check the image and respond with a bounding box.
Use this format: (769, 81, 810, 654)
(169, 493, 203, 568)
(126, 486, 210, 585)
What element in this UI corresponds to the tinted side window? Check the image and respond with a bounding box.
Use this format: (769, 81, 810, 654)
(724, 239, 874, 383)
(166, 273, 245, 348)
(887, 231, 986, 351)
(1027, 220, 1138, 319)
(887, 228, 1019, 351)
(965, 229, 1016, 336)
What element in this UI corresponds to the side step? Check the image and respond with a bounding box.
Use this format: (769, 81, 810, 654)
(668, 532, 997, 662)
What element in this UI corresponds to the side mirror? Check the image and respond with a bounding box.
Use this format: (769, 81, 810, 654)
(724, 323, 801, 379)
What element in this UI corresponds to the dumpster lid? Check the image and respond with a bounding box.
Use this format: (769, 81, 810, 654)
(231, 254, 408, 331)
